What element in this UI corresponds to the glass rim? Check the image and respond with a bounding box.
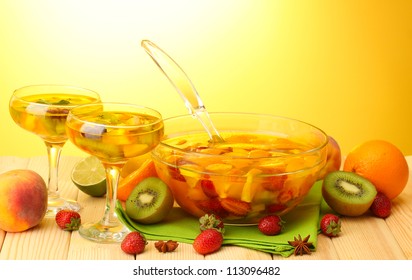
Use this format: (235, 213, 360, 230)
(67, 102, 163, 129)
(12, 84, 101, 107)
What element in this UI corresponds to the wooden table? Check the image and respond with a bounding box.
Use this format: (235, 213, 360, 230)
(0, 155, 411, 260)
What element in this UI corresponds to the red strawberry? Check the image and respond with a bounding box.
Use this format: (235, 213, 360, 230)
(193, 229, 223, 255)
(320, 214, 341, 237)
(121, 231, 147, 255)
(200, 179, 219, 198)
(265, 203, 287, 214)
(220, 197, 251, 217)
(196, 199, 229, 218)
(55, 209, 81, 231)
(168, 166, 186, 182)
(370, 192, 391, 218)
(277, 190, 293, 204)
(261, 168, 287, 191)
(199, 214, 225, 233)
(258, 215, 284, 236)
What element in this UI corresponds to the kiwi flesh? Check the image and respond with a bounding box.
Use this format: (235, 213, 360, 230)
(125, 177, 174, 224)
(322, 171, 377, 216)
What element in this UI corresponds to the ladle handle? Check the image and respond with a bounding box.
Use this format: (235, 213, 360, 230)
(141, 39, 224, 143)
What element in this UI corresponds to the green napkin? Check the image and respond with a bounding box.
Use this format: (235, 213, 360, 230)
(115, 181, 323, 257)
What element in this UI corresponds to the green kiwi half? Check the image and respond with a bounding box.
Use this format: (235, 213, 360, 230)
(125, 177, 174, 224)
(322, 171, 377, 216)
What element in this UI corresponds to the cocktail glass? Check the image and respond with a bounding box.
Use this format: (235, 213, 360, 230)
(9, 85, 101, 216)
(66, 102, 163, 243)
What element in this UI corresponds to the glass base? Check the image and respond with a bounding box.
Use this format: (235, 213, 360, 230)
(45, 197, 81, 217)
(79, 221, 130, 243)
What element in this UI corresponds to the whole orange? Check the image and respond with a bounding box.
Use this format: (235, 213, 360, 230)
(343, 140, 409, 200)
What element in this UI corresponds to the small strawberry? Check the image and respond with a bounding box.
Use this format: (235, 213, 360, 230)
(199, 214, 225, 233)
(55, 209, 81, 231)
(121, 231, 147, 255)
(320, 213, 341, 237)
(193, 229, 223, 255)
(370, 192, 391, 218)
(258, 215, 284, 236)
(220, 197, 251, 217)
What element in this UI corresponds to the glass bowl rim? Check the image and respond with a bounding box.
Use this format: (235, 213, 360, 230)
(153, 111, 329, 171)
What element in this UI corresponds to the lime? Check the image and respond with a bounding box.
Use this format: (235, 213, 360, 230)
(71, 156, 106, 197)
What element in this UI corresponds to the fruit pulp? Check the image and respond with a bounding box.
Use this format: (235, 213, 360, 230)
(9, 93, 100, 143)
(66, 110, 164, 164)
(152, 132, 325, 224)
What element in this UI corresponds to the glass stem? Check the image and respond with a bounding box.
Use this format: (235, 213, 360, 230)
(45, 142, 64, 200)
(101, 164, 122, 226)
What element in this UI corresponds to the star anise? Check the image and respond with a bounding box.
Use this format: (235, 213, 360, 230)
(154, 240, 179, 253)
(288, 234, 313, 256)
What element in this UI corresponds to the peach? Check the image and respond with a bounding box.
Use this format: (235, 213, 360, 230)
(0, 169, 48, 232)
(318, 136, 342, 180)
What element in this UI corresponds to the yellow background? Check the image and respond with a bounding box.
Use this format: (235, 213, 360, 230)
(1, 0, 411, 158)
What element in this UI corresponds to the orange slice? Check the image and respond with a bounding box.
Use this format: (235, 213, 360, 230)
(117, 159, 158, 201)
(120, 153, 151, 178)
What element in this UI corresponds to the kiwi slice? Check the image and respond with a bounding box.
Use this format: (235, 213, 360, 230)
(322, 171, 377, 216)
(125, 177, 174, 224)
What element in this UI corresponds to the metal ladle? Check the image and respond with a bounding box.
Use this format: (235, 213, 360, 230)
(141, 39, 224, 144)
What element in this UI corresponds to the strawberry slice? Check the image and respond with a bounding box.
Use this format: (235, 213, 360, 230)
(220, 197, 251, 217)
(168, 166, 186, 182)
(265, 203, 287, 214)
(277, 190, 293, 204)
(196, 199, 229, 218)
(200, 178, 219, 198)
(260, 167, 287, 191)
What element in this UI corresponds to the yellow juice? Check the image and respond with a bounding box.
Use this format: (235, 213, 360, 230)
(152, 132, 324, 223)
(66, 110, 164, 164)
(9, 93, 99, 143)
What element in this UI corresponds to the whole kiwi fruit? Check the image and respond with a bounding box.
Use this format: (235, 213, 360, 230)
(322, 171, 377, 216)
(125, 177, 174, 224)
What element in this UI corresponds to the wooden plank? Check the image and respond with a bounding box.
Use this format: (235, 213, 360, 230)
(206, 245, 272, 260)
(385, 157, 412, 259)
(0, 156, 411, 260)
(68, 231, 133, 260)
(0, 217, 71, 260)
(0, 156, 30, 172)
(330, 215, 406, 259)
(66, 174, 132, 260)
(0, 230, 5, 252)
(137, 241, 204, 260)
